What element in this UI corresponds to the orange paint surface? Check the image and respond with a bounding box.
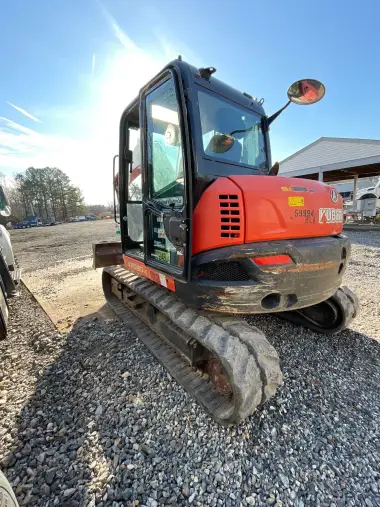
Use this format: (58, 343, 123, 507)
(123, 255, 176, 291)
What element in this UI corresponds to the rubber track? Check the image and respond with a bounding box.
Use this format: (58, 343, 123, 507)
(278, 286, 359, 334)
(206, 314, 284, 403)
(103, 266, 283, 425)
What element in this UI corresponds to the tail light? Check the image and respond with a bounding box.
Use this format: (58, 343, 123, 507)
(252, 255, 293, 266)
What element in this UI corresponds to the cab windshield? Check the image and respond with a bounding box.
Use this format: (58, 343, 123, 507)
(198, 89, 267, 171)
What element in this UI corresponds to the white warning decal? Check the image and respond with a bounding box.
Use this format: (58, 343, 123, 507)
(159, 273, 167, 288)
(319, 208, 343, 224)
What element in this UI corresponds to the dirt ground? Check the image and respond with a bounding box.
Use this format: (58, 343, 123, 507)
(10, 223, 380, 340)
(10, 221, 118, 331)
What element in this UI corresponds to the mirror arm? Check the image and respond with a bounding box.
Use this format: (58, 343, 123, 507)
(269, 161, 279, 176)
(267, 100, 291, 126)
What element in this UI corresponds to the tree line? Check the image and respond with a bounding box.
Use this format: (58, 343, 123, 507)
(0, 167, 114, 224)
(11, 167, 85, 222)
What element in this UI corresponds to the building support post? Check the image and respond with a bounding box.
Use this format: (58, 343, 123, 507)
(353, 174, 358, 208)
(318, 169, 323, 182)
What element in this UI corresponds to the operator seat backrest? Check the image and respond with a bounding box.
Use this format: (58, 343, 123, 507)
(205, 137, 243, 165)
(222, 139, 242, 164)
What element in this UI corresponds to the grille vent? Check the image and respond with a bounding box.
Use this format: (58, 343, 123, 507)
(195, 262, 250, 281)
(219, 194, 241, 238)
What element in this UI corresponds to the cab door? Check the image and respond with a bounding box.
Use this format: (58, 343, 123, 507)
(140, 70, 191, 280)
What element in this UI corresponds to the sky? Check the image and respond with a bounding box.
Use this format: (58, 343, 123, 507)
(1, 0, 380, 204)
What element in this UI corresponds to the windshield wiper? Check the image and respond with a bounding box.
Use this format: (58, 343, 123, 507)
(229, 123, 259, 137)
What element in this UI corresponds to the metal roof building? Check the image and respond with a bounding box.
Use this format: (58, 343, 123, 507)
(279, 137, 380, 183)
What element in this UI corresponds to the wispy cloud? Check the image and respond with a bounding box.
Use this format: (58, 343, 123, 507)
(99, 3, 140, 53)
(0, 117, 39, 136)
(6, 102, 42, 123)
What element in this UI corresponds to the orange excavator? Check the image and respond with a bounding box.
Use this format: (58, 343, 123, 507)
(93, 59, 358, 424)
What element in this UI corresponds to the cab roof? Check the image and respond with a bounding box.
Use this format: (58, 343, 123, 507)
(172, 59, 266, 116)
(122, 59, 266, 124)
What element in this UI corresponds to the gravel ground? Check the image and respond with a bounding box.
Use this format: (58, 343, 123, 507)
(0, 229, 379, 506)
(10, 221, 117, 273)
(340, 231, 380, 338)
(10, 221, 118, 331)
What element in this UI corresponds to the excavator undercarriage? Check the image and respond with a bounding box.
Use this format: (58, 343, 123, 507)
(103, 265, 283, 425)
(101, 263, 358, 425)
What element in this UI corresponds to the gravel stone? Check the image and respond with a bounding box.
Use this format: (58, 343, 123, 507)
(182, 483, 190, 497)
(40, 484, 51, 496)
(122, 488, 132, 500)
(44, 468, 56, 485)
(215, 473, 223, 483)
(279, 473, 289, 488)
(63, 488, 76, 497)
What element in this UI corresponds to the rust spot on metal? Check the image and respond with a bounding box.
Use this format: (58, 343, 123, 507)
(205, 358, 232, 395)
(203, 304, 239, 313)
(260, 260, 338, 274)
(201, 285, 261, 313)
(228, 252, 245, 260)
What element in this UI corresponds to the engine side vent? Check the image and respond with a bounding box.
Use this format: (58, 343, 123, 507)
(192, 177, 244, 256)
(219, 195, 241, 239)
(194, 261, 250, 281)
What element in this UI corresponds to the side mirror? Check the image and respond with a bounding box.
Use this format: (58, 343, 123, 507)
(268, 78, 325, 125)
(207, 134, 235, 154)
(287, 79, 325, 105)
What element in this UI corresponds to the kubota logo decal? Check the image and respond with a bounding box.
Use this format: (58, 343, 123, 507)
(319, 208, 343, 224)
(330, 188, 339, 203)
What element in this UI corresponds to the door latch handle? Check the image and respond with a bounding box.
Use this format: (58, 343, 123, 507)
(163, 215, 187, 248)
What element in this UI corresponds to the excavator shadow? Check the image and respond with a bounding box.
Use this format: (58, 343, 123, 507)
(2, 302, 379, 506)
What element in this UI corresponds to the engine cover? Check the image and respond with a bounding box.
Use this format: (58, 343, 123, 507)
(229, 175, 343, 243)
(192, 175, 343, 255)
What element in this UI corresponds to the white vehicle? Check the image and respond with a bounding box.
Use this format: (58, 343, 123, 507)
(0, 470, 19, 506)
(357, 179, 380, 199)
(0, 226, 16, 270)
(0, 186, 20, 338)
